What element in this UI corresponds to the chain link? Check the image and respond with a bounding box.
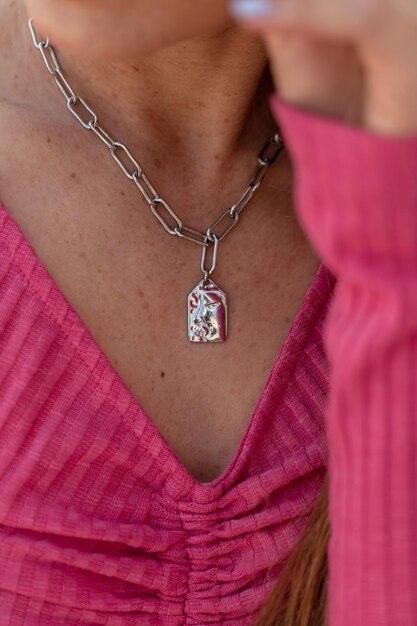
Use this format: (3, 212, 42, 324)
(66, 95, 97, 128)
(39, 41, 61, 74)
(201, 234, 219, 277)
(111, 141, 142, 179)
(258, 133, 283, 165)
(88, 121, 116, 149)
(231, 187, 255, 217)
(174, 225, 209, 246)
(132, 170, 159, 205)
(28, 17, 48, 48)
(28, 17, 285, 256)
(206, 208, 239, 243)
(53, 68, 76, 101)
(151, 198, 183, 235)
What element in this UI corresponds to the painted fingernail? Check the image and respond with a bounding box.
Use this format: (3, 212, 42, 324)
(228, 0, 276, 19)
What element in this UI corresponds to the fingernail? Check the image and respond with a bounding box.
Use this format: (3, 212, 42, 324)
(228, 0, 276, 19)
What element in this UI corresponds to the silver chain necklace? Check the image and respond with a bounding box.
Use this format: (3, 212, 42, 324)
(28, 17, 284, 343)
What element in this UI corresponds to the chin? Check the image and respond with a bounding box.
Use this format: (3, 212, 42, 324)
(23, 0, 233, 61)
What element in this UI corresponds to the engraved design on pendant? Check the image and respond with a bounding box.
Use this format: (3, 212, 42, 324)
(188, 278, 227, 343)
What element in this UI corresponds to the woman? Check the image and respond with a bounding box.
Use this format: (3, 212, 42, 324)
(0, 0, 415, 623)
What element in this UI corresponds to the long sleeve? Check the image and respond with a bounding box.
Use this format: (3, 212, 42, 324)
(269, 93, 417, 625)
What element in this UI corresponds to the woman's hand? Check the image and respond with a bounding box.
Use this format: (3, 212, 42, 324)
(228, 0, 417, 135)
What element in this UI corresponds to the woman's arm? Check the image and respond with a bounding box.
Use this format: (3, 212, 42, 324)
(229, 2, 417, 622)
(270, 94, 417, 625)
(229, 0, 417, 136)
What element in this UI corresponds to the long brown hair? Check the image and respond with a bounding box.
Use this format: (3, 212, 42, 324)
(253, 474, 330, 626)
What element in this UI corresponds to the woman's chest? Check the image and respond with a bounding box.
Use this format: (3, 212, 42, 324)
(0, 105, 323, 484)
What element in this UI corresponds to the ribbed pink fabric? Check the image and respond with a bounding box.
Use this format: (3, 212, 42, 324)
(270, 94, 417, 626)
(0, 93, 415, 625)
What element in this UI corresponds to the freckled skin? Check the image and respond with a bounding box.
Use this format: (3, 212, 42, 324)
(23, 0, 233, 61)
(0, 0, 322, 482)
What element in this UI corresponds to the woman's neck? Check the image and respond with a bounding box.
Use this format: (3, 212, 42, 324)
(8, 4, 282, 222)
(54, 27, 275, 176)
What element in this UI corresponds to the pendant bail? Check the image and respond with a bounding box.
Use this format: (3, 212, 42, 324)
(201, 233, 219, 278)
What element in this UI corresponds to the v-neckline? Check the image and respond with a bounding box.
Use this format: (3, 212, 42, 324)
(0, 199, 331, 502)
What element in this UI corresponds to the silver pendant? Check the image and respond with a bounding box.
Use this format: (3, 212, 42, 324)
(188, 277, 227, 342)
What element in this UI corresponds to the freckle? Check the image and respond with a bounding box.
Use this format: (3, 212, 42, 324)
(47, 136, 51, 143)
(70, 172, 76, 178)
(160, 371, 165, 378)
(120, 190, 125, 196)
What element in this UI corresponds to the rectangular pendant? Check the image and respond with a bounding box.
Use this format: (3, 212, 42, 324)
(187, 277, 227, 342)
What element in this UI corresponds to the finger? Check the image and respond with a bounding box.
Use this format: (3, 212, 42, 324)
(265, 33, 364, 119)
(228, 0, 378, 39)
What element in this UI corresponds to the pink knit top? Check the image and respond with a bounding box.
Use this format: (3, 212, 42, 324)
(0, 94, 416, 626)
